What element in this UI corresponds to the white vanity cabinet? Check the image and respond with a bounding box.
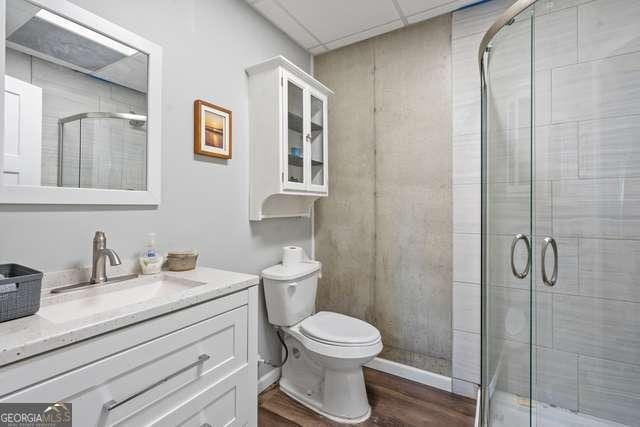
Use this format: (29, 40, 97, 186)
(247, 56, 333, 221)
(0, 287, 258, 427)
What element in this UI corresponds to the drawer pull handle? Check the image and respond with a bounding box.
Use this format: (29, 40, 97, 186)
(103, 354, 210, 413)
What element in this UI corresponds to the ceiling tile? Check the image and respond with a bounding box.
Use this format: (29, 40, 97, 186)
(325, 20, 403, 51)
(277, 0, 400, 44)
(253, 0, 319, 48)
(396, 0, 452, 16)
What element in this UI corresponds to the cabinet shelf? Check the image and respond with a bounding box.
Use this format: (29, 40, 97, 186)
(288, 112, 323, 133)
(288, 155, 323, 168)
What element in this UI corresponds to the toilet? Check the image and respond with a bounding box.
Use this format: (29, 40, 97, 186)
(262, 257, 382, 424)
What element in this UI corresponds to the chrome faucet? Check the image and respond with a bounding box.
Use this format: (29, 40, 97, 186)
(90, 231, 122, 284)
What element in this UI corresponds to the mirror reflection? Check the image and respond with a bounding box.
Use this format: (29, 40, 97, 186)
(4, 0, 149, 190)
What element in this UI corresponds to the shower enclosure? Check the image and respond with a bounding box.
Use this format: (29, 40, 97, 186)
(58, 112, 147, 190)
(480, 0, 640, 425)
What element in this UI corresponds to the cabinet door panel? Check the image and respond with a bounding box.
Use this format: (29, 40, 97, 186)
(283, 71, 307, 191)
(308, 90, 328, 193)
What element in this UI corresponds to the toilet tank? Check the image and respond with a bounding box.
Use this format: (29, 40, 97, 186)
(261, 261, 321, 326)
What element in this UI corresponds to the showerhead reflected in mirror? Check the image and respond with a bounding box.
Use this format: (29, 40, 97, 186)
(3, 0, 149, 190)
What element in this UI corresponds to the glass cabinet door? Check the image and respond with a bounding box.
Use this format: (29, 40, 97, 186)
(308, 91, 327, 191)
(284, 74, 306, 190)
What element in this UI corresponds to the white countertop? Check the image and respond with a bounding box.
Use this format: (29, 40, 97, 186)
(0, 267, 259, 367)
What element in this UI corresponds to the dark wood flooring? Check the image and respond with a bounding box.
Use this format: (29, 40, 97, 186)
(259, 368, 476, 426)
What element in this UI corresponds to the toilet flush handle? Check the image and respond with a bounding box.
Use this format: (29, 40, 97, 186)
(288, 282, 299, 289)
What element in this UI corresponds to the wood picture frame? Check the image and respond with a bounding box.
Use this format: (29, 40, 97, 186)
(194, 100, 232, 159)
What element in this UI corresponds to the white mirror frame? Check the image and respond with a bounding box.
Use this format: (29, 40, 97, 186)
(0, 0, 162, 205)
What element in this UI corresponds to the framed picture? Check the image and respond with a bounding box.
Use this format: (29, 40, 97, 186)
(194, 100, 232, 159)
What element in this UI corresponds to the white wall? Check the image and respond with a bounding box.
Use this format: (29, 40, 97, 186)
(0, 0, 312, 378)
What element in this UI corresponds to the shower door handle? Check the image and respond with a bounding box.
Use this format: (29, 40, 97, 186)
(541, 237, 558, 287)
(510, 234, 531, 279)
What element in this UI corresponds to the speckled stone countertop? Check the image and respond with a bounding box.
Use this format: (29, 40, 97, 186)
(0, 267, 259, 367)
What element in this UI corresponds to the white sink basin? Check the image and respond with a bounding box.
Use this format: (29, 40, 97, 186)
(38, 275, 205, 324)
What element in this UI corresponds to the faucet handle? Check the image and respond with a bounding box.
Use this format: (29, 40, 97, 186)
(94, 230, 106, 244)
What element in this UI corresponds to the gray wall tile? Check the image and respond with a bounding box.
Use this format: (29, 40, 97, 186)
(490, 338, 530, 398)
(453, 233, 481, 284)
(552, 52, 640, 123)
(453, 330, 480, 383)
(534, 0, 593, 16)
(487, 126, 531, 184)
(5, 48, 31, 81)
(453, 282, 480, 334)
(554, 294, 640, 365)
(40, 83, 98, 119)
(452, 378, 478, 399)
(453, 133, 481, 184)
(453, 183, 481, 233)
(452, 33, 482, 136)
(534, 7, 578, 71)
(534, 347, 578, 410)
(553, 178, 640, 239)
(32, 57, 111, 98)
(580, 238, 640, 302)
(535, 123, 578, 181)
(579, 115, 640, 179)
(579, 356, 640, 425)
(494, 341, 579, 410)
(578, 0, 640, 62)
(488, 286, 553, 347)
(488, 181, 552, 236)
(535, 70, 552, 126)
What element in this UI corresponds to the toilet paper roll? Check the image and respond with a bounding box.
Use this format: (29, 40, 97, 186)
(282, 246, 304, 267)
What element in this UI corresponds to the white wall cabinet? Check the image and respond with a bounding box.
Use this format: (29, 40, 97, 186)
(0, 287, 258, 427)
(247, 56, 333, 221)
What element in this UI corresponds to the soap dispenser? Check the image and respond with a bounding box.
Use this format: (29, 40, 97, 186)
(139, 233, 163, 274)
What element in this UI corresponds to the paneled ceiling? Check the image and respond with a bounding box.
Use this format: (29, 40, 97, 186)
(246, 0, 480, 54)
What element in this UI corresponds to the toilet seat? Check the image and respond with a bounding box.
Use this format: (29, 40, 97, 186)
(300, 311, 380, 347)
(285, 322, 382, 361)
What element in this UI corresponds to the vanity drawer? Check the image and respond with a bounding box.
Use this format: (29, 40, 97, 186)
(1, 305, 248, 426)
(124, 365, 250, 426)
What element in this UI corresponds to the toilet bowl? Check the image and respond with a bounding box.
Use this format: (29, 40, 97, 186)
(280, 312, 382, 423)
(262, 254, 382, 423)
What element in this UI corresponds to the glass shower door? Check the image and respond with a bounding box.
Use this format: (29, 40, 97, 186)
(482, 5, 534, 427)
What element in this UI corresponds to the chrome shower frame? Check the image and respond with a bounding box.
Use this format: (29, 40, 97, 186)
(478, 1, 537, 425)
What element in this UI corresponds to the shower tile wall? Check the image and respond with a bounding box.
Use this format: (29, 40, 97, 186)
(314, 15, 453, 376)
(5, 48, 147, 190)
(453, 0, 640, 422)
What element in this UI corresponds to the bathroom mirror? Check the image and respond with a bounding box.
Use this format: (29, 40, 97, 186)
(0, 0, 162, 204)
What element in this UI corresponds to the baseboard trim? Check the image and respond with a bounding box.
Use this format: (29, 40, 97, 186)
(365, 357, 452, 392)
(258, 367, 281, 393)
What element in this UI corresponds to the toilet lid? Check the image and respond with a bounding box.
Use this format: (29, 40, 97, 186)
(300, 312, 381, 345)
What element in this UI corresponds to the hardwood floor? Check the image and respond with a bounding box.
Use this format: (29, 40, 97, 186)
(258, 368, 476, 426)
